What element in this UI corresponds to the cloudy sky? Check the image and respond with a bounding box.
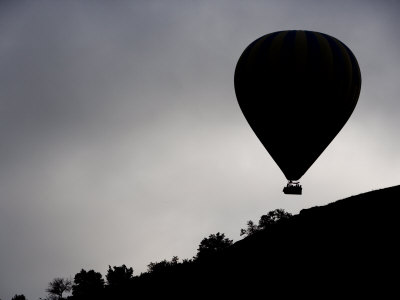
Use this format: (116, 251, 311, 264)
(1, 0, 399, 299)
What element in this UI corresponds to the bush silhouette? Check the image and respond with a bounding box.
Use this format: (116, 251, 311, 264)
(195, 232, 233, 260)
(147, 256, 179, 274)
(240, 208, 292, 236)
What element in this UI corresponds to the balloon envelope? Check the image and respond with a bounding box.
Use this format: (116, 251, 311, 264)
(234, 30, 361, 181)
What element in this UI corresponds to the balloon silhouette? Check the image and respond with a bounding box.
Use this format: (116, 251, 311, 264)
(234, 30, 361, 194)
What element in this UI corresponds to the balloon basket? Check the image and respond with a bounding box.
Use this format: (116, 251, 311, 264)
(283, 181, 302, 195)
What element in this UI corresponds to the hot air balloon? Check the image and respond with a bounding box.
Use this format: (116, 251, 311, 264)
(234, 30, 361, 195)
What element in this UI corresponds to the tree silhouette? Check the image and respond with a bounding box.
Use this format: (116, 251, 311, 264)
(106, 265, 134, 287)
(45, 277, 72, 300)
(259, 208, 292, 228)
(196, 232, 233, 260)
(240, 209, 292, 236)
(11, 295, 26, 300)
(105, 264, 134, 298)
(240, 220, 258, 236)
(71, 269, 104, 299)
(147, 256, 179, 274)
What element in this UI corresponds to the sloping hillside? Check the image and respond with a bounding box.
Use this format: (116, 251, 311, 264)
(140, 186, 400, 298)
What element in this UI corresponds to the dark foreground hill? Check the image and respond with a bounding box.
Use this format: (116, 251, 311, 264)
(136, 185, 400, 298)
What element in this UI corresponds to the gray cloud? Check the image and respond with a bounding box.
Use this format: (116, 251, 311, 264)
(0, 1, 399, 299)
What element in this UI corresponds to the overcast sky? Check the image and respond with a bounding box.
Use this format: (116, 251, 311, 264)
(1, 0, 399, 299)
